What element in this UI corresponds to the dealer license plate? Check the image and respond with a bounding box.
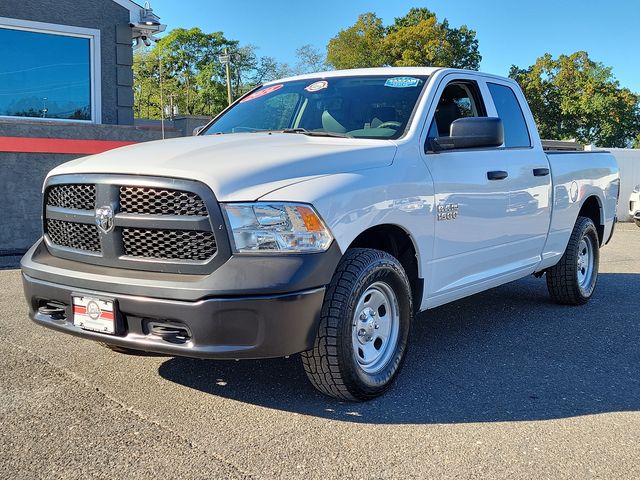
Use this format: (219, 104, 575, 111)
(72, 296, 116, 334)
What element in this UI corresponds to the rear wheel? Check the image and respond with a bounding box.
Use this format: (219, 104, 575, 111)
(546, 216, 599, 305)
(301, 248, 412, 401)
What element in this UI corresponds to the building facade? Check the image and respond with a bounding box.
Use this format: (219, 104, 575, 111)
(0, 1, 173, 261)
(0, 0, 163, 125)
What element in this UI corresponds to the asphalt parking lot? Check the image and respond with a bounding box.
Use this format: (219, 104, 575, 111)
(1, 224, 638, 479)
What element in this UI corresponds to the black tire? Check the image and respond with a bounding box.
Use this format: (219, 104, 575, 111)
(301, 248, 413, 401)
(546, 216, 600, 305)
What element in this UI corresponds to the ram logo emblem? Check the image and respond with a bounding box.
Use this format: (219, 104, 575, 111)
(95, 205, 114, 234)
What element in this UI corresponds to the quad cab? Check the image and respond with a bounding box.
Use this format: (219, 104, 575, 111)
(22, 68, 619, 400)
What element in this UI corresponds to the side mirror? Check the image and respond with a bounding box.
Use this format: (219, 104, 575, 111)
(192, 125, 206, 136)
(431, 117, 504, 152)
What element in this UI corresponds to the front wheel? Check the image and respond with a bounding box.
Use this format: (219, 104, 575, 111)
(301, 248, 412, 401)
(546, 216, 600, 305)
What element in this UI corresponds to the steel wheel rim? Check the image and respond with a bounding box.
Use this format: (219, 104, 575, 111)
(351, 281, 400, 374)
(577, 234, 594, 293)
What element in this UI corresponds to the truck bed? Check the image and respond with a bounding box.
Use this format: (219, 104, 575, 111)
(541, 139, 584, 152)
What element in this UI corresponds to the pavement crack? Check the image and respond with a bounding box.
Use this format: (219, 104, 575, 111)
(0, 336, 257, 480)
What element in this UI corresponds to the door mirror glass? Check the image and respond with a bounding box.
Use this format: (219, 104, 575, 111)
(431, 117, 504, 151)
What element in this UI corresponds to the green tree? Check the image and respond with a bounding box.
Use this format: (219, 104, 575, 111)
(326, 13, 386, 69)
(385, 8, 480, 69)
(152, 28, 235, 115)
(510, 51, 640, 147)
(133, 27, 334, 120)
(326, 8, 480, 70)
(133, 28, 299, 119)
(133, 28, 234, 118)
(294, 44, 328, 74)
(253, 55, 293, 83)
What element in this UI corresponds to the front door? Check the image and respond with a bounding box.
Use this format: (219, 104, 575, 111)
(422, 77, 513, 303)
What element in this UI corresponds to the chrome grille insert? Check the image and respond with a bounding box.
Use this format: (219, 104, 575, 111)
(46, 184, 96, 210)
(46, 219, 101, 252)
(119, 187, 208, 216)
(122, 228, 216, 260)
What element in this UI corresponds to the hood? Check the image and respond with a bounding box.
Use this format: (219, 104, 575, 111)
(48, 133, 397, 201)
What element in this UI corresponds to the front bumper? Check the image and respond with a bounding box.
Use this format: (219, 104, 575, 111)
(23, 273, 326, 359)
(21, 239, 342, 359)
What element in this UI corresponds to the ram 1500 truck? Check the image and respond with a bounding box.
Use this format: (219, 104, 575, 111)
(21, 68, 620, 401)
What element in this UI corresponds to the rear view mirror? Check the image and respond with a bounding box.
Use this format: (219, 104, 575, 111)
(193, 125, 206, 136)
(431, 117, 504, 151)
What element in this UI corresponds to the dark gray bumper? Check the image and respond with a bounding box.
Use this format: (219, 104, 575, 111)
(21, 239, 341, 300)
(23, 272, 326, 359)
(21, 239, 342, 359)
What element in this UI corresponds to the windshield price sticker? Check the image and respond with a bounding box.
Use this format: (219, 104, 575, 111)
(305, 80, 328, 92)
(384, 77, 421, 88)
(240, 84, 284, 103)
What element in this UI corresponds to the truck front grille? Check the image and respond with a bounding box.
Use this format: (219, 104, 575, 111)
(46, 184, 96, 210)
(123, 228, 216, 260)
(119, 187, 208, 216)
(43, 176, 224, 274)
(46, 219, 101, 252)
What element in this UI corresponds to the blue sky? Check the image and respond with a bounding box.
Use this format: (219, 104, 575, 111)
(149, 0, 640, 92)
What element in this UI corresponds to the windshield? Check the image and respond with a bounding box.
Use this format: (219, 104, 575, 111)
(202, 75, 429, 140)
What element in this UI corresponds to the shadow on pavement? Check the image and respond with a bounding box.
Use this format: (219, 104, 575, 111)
(158, 273, 640, 424)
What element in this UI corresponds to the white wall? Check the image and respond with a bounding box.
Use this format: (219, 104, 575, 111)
(587, 147, 640, 221)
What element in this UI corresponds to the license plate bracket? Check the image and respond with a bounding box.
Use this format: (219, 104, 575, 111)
(72, 295, 120, 335)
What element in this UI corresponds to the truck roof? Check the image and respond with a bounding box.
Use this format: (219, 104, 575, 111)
(267, 67, 442, 84)
(266, 67, 515, 85)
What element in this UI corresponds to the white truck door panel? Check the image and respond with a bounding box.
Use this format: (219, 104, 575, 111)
(504, 149, 552, 266)
(420, 75, 513, 298)
(484, 81, 552, 270)
(426, 149, 511, 296)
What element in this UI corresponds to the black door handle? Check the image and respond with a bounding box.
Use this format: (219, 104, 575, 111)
(533, 168, 550, 177)
(487, 170, 508, 180)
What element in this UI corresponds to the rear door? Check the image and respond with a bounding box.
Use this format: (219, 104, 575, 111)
(484, 81, 552, 268)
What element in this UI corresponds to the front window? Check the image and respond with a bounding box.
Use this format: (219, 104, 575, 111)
(203, 75, 429, 139)
(430, 81, 486, 138)
(0, 22, 96, 121)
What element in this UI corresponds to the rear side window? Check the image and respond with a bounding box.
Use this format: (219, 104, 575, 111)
(487, 83, 531, 148)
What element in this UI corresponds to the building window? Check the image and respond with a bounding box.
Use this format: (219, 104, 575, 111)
(0, 18, 101, 123)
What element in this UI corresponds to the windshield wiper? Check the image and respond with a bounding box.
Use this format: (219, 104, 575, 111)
(282, 128, 352, 138)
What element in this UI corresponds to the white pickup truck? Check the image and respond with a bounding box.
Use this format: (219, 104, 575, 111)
(22, 67, 620, 401)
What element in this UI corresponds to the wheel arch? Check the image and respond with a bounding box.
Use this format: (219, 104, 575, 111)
(347, 223, 423, 313)
(578, 195, 604, 245)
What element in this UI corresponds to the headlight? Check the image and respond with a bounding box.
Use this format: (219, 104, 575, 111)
(222, 203, 333, 253)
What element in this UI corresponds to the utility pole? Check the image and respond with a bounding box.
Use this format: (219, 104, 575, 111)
(159, 59, 165, 140)
(219, 48, 233, 105)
